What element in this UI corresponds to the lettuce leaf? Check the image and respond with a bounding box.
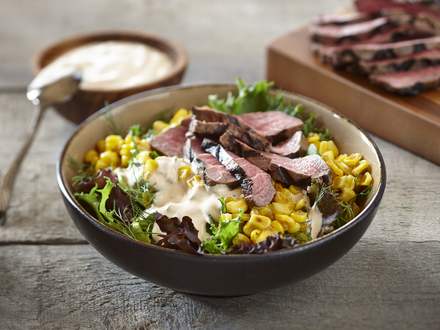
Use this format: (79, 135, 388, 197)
(202, 216, 241, 254)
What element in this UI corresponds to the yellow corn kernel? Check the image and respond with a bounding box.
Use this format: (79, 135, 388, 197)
(226, 198, 248, 214)
(84, 149, 99, 164)
(288, 185, 300, 194)
(326, 158, 344, 176)
(177, 165, 192, 181)
(318, 140, 339, 157)
(335, 159, 352, 175)
(135, 151, 150, 164)
(144, 159, 158, 177)
(307, 133, 320, 147)
(359, 172, 373, 186)
(219, 213, 233, 222)
(254, 229, 274, 243)
(291, 210, 308, 223)
(271, 202, 295, 215)
(250, 206, 273, 218)
(99, 151, 119, 167)
(232, 233, 251, 246)
(274, 182, 285, 192)
(333, 175, 356, 191)
(137, 139, 151, 151)
(271, 220, 285, 234)
(321, 150, 335, 162)
(95, 159, 108, 171)
(343, 153, 362, 167)
(274, 190, 293, 204)
(340, 188, 356, 202)
(121, 155, 130, 167)
(96, 139, 106, 153)
(105, 135, 124, 152)
(243, 214, 272, 235)
(275, 214, 300, 234)
(170, 108, 191, 126)
(153, 120, 169, 133)
(336, 153, 347, 162)
(250, 229, 262, 243)
(120, 143, 134, 157)
(295, 198, 307, 210)
(352, 160, 370, 176)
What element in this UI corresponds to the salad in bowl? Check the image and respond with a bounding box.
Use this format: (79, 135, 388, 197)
(70, 80, 375, 256)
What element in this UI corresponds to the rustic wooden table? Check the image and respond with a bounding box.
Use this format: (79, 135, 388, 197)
(1, 1, 439, 329)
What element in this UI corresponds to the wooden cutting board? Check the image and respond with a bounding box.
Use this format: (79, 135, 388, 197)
(266, 27, 440, 165)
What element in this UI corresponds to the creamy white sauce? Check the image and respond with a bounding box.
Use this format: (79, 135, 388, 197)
(116, 156, 241, 241)
(31, 41, 173, 91)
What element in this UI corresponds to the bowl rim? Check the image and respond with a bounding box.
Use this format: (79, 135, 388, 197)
(57, 83, 387, 261)
(33, 30, 188, 94)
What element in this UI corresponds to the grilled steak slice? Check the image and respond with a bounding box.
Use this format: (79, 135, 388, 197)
(270, 131, 309, 158)
(356, 0, 440, 19)
(359, 48, 440, 74)
(237, 111, 303, 144)
(150, 119, 190, 157)
(183, 138, 238, 186)
(310, 17, 392, 45)
(219, 133, 329, 187)
(192, 106, 270, 150)
(188, 118, 228, 137)
(313, 12, 371, 26)
(370, 65, 440, 95)
(266, 154, 331, 187)
(315, 36, 440, 67)
(202, 138, 275, 207)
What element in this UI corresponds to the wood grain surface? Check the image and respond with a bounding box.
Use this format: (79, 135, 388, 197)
(0, 0, 439, 329)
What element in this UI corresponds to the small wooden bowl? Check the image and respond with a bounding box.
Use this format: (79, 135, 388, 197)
(34, 31, 188, 124)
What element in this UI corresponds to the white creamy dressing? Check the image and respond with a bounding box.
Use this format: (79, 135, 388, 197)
(116, 156, 241, 241)
(31, 41, 173, 91)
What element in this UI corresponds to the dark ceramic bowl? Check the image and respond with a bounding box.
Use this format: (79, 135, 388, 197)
(57, 84, 386, 296)
(34, 31, 187, 124)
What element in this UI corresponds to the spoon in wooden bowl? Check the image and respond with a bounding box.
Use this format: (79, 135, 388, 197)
(0, 71, 82, 225)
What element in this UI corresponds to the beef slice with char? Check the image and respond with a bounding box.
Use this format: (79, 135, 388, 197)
(236, 111, 303, 144)
(202, 138, 275, 207)
(183, 138, 238, 187)
(270, 131, 308, 158)
(192, 106, 270, 151)
(150, 119, 190, 157)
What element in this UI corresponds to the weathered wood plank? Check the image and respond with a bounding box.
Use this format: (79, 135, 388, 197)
(0, 0, 349, 89)
(0, 243, 439, 329)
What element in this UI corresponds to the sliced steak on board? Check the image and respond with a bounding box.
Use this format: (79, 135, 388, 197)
(150, 119, 190, 157)
(313, 12, 371, 26)
(202, 138, 275, 207)
(358, 48, 440, 74)
(183, 138, 238, 187)
(236, 111, 303, 144)
(370, 65, 440, 95)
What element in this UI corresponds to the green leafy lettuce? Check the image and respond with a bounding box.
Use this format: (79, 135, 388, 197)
(202, 212, 241, 254)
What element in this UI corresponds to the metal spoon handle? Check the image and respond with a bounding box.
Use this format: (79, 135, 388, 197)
(0, 105, 47, 225)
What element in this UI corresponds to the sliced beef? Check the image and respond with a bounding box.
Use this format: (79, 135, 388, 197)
(236, 111, 303, 144)
(313, 12, 372, 26)
(370, 65, 440, 94)
(310, 17, 392, 45)
(316, 36, 440, 67)
(188, 118, 228, 137)
(202, 139, 275, 207)
(219, 133, 329, 187)
(266, 154, 331, 187)
(270, 131, 309, 158)
(183, 138, 237, 186)
(359, 48, 440, 74)
(150, 119, 190, 157)
(356, 0, 440, 19)
(192, 106, 270, 150)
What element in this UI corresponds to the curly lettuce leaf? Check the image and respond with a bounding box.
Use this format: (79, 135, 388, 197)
(202, 215, 241, 254)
